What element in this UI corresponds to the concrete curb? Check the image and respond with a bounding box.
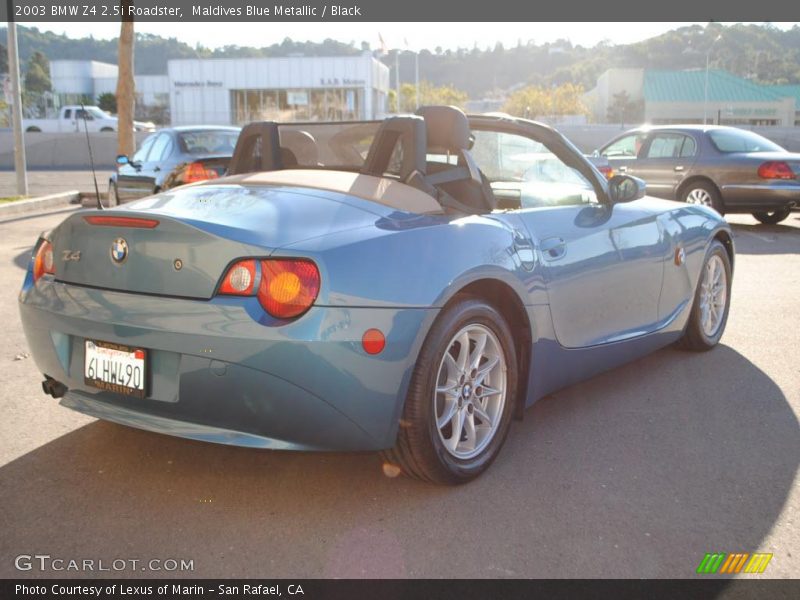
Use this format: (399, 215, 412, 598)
(0, 191, 81, 217)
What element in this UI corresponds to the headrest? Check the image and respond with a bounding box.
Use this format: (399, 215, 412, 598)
(415, 105, 471, 153)
(279, 129, 319, 165)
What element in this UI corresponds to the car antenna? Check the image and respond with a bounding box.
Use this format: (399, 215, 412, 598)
(80, 102, 103, 210)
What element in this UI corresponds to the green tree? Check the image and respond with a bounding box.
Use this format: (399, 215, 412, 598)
(0, 43, 8, 73)
(97, 92, 117, 113)
(23, 51, 51, 94)
(606, 90, 644, 125)
(397, 81, 468, 112)
(503, 83, 587, 119)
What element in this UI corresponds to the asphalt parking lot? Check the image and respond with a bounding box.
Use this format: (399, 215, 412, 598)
(0, 205, 798, 579)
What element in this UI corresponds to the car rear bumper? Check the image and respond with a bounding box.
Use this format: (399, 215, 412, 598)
(720, 183, 800, 212)
(19, 279, 436, 451)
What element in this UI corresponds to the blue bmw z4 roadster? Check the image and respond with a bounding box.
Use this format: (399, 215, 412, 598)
(19, 106, 734, 483)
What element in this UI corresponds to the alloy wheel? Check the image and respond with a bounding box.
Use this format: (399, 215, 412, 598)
(699, 254, 728, 337)
(433, 324, 507, 460)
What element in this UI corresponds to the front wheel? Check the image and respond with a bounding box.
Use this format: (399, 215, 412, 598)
(752, 209, 791, 225)
(100, 127, 114, 132)
(677, 240, 732, 352)
(382, 296, 518, 484)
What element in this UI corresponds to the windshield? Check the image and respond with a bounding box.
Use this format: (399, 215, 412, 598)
(708, 129, 785, 153)
(179, 130, 241, 155)
(88, 107, 108, 119)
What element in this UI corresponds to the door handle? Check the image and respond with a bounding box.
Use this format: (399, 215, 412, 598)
(541, 237, 567, 260)
(674, 165, 684, 172)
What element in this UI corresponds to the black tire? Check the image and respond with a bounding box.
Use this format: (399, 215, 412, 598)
(26, 126, 41, 133)
(680, 180, 724, 215)
(381, 295, 518, 484)
(677, 240, 732, 352)
(752, 209, 791, 225)
(100, 127, 114, 132)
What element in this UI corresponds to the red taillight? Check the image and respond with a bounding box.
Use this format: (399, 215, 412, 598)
(33, 240, 54, 283)
(757, 161, 795, 180)
(218, 259, 257, 296)
(217, 258, 320, 319)
(184, 162, 220, 184)
(597, 165, 614, 179)
(83, 215, 160, 228)
(257, 260, 320, 319)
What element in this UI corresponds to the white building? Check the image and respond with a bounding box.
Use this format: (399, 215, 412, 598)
(50, 60, 169, 109)
(49, 53, 390, 126)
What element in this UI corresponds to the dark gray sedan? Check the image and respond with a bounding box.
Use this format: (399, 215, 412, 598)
(109, 126, 241, 205)
(597, 125, 800, 224)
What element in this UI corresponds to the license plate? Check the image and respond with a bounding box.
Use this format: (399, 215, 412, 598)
(84, 340, 147, 399)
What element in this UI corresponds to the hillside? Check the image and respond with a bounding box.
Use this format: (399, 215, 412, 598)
(2, 23, 799, 97)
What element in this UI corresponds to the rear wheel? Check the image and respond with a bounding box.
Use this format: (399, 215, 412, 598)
(752, 209, 791, 225)
(100, 127, 114, 132)
(382, 296, 518, 484)
(677, 240, 732, 352)
(681, 181, 724, 215)
(26, 126, 41, 133)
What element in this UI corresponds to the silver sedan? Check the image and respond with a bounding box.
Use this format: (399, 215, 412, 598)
(596, 125, 800, 224)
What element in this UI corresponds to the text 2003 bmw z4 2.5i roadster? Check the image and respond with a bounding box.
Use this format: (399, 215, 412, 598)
(19, 106, 734, 484)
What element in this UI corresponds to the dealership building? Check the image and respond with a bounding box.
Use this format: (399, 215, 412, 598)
(49, 53, 391, 125)
(584, 68, 799, 126)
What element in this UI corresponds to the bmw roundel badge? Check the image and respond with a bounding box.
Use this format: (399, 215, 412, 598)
(111, 238, 129, 264)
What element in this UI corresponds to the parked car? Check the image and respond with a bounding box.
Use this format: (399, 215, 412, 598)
(19, 108, 734, 484)
(109, 126, 241, 204)
(596, 125, 799, 224)
(24, 105, 155, 133)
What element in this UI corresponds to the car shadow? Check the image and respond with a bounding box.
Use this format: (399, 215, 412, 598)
(0, 345, 796, 581)
(729, 222, 800, 255)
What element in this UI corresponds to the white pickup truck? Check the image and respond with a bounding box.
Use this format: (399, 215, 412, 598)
(24, 105, 156, 133)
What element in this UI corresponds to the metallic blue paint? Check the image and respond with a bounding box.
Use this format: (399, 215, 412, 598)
(18, 122, 732, 452)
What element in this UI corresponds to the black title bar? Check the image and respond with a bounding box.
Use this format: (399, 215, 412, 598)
(4, 579, 800, 600)
(2, 0, 799, 22)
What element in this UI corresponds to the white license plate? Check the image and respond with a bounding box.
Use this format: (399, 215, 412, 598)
(84, 340, 147, 399)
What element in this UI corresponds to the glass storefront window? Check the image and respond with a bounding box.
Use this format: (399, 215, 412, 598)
(231, 88, 363, 124)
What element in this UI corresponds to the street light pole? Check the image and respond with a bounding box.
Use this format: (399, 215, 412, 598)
(414, 51, 420, 110)
(394, 50, 400, 113)
(703, 34, 722, 126)
(6, 22, 28, 196)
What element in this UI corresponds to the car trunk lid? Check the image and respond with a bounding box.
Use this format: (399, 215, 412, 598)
(51, 183, 381, 299)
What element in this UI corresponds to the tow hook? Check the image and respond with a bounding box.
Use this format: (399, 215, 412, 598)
(42, 376, 67, 399)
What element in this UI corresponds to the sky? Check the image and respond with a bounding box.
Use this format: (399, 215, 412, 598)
(27, 22, 800, 51)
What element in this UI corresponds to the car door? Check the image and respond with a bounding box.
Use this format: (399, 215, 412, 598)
(633, 132, 699, 199)
(598, 131, 648, 178)
(470, 121, 669, 349)
(116, 134, 157, 202)
(148, 132, 177, 191)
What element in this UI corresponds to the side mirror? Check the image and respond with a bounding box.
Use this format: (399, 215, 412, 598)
(116, 155, 129, 166)
(608, 174, 646, 204)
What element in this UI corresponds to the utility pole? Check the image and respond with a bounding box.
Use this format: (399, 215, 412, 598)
(6, 22, 28, 196)
(703, 34, 722, 125)
(394, 50, 400, 113)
